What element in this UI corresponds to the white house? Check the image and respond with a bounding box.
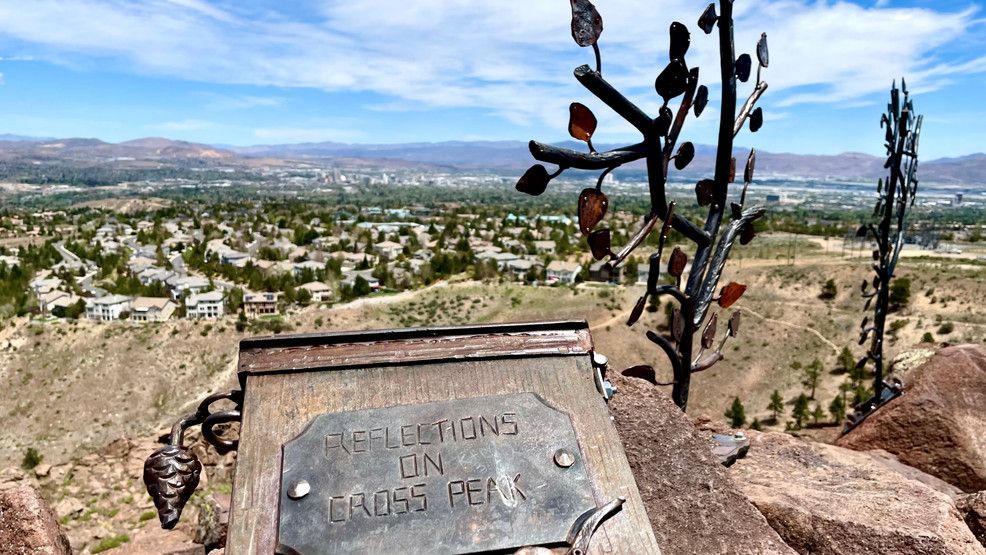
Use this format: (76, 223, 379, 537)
(131, 297, 177, 322)
(546, 261, 582, 284)
(86, 295, 133, 321)
(243, 292, 279, 317)
(299, 281, 333, 303)
(186, 291, 225, 320)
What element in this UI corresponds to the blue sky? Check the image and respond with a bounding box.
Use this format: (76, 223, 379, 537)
(0, 0, 983, 159)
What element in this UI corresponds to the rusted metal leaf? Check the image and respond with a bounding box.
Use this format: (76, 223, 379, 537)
(668, 246, 687, 278)
(694, 85, 709, 117)
(671, 308, 685, 342)
(627, 295, 647, 326)
(570, 0, 603, 47)
(656, 106, 673, 136)
(622, 365, 658, 385)
(750, 107, 763, 132)
(695, 179, 715, 207)
(516, 164, 551, 196)
(744, 148, 756, 183)
(698, 3, 717, 34)
(757, 33, 769, 68)
(729, 157, 737, 183)
(728, 311, 741, 337)
(718, 282, 747, 308)
(674, 142, 695, 170)
(578, 188, 609, 235)
(669, 22, 690, 60)
(735, 54, 752, 82)
(655, 59, 690, 102)
(588, 229, 612, 260)
(740, 222, 756, 245)
(568, 102, 598, 142)
(702, 313, 718, 349)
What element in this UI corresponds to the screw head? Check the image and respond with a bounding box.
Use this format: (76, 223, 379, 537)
(554, 449, 576, 468)
(287, 479, 310, 500)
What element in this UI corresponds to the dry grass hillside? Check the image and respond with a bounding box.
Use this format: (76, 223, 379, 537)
(2, 244, 985, 468)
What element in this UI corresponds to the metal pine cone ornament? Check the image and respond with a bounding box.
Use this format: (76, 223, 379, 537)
(143, 444, 203, 529)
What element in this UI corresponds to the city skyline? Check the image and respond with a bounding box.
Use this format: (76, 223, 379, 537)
(0, 0, 983, 158)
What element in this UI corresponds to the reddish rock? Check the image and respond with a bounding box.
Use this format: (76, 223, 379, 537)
(119, 525, 204, 555)
(732, 431, 983, 554)
(609, 373, 795, 555)
(837, 344, 986, 492)
(958, 491, 986, 547)
(0, 484, 71, 555)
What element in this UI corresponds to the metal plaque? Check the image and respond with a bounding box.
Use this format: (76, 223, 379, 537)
(276, 393, 596, 554)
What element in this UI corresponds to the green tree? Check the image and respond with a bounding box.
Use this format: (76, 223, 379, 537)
(889, 277, 911, 311)
(353, 276, 372, 297)
(819, 278, 837, 300)
(767, 390, 784, 422)
(791, 394, 810, 430)
(837, 346, 854, 374)
(724, 397, 746, 428)
(811, 404, 825, 425)
(802, 358, 823, 399)
(829, 394, 846, 423)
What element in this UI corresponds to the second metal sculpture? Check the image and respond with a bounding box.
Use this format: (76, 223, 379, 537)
(517, 0, 769, 410)
(846, 80, 922, 432)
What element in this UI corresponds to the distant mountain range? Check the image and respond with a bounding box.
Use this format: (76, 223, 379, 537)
(0, 135, 983, 185)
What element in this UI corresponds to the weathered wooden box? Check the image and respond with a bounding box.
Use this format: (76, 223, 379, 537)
(228, 320, 658, 554)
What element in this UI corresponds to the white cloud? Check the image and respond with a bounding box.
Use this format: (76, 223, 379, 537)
(0, 0, 980, 141)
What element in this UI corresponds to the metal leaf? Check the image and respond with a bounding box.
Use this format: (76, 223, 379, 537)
(731, 202, 742, 220)
(622, 365, 658, 385)
(856, 357, 868, 370)
(668, 247, 687, 278)
(671, 308, 685, 342)
(568, 102, 598, 142)
(674, 142, 695, 170)
(702, 313, 718, 349)
(627, 295, 647, 326)
(655, 59, 690, 102)
(588, 229, 612, 260)
(744, 149, 756, 183)
(728, 311, 741, 337)
(669, 22, 690, 60)
(757, 33, 769, 68)
(740, 223, 756, 245)
(735, 54, 752, 82)
(718, 282, 747, 308)
(861, 316, 870, 329)
(860, 279, 869, 294)
(694, 85, 709, 117)
(729, 157, 737, 183)
(646, 252, 661, 293)
(698, 3, 717, 34)
(578, 188, 609, 235)
(750, 107, 764, 132)
(656, 106, 673, 136)
(570, 0, 603, 47)
(856, 225, 867, 238)
(516, 164, 551, 196)
(695, 179, 715, 207)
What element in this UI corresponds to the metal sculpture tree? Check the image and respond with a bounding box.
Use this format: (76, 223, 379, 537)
(848, 80, 922, 429)
(517, 0, 768, 411)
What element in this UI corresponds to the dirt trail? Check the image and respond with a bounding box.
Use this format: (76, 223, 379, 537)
(736, 304, 840, 353)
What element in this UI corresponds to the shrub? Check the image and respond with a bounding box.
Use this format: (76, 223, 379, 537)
(937, 322, 954, 335)
(818, 278, 837, 300)
(21, 447, 43, 470)
(921, 332, 934, 343)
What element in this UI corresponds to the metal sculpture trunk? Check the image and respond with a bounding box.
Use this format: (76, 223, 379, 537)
(848, 80, 922, 430)
(517, 1, 769, 410)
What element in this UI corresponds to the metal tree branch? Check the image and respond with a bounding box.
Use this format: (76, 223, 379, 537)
(517, 0, 768, 411)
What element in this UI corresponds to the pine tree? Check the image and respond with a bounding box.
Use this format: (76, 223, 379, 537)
(724, 397, 747, 428)
(837, 346, 854, 374)
(767, 390, 784, 422)
(811, 404, 825, 425)
(792, 394, 810, 430)
(802, 358, 823, 399)
(829, 394, 846, 423)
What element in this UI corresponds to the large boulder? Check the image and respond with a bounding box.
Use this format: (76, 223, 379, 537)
(731, 431, 983, 554)
(0, 484, 71, 555)
(608, 373, 795, 554)
(837, 344, 986, 492)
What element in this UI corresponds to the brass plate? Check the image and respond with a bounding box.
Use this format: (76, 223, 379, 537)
(276, 393, 596, 554)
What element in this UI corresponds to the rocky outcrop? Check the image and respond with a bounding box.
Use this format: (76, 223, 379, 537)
(608, 373, 796, 555)
(959, 492, 986, 547)
(0, 484, 71, 555)
(837, 344, 986, 492)
(732, 431, 984, 554)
